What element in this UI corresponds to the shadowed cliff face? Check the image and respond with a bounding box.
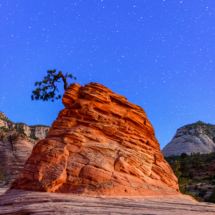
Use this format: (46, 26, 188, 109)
(11, 83, 179, 196)
(0, 131, 36, 185)
(0, 112, 50, 186)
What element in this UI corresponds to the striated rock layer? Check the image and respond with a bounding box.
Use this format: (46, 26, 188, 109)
(0, 111, 50, 186)
(0, 132, 35, 185)
(1, 190, 215, 215)
(11, 83, 179, 196)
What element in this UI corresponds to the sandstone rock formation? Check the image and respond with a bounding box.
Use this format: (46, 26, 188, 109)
(0, 111, 50, 140)
(1, 189, 215, 215)
(162, 121, 215, 157)
(11, 83, 179, 196)
(0, 131, 35, 185)
(0, 111, 50, 186)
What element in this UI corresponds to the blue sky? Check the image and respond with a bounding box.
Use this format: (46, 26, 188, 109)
(1, 0, 215, 149)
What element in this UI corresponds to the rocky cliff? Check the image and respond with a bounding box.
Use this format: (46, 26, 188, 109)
(0, 111, 50, 140)
(11, 83, 179, 196)
(0, 111, 50, 186)
(162, 121, 215, 157)
(0, 131, 36, 185)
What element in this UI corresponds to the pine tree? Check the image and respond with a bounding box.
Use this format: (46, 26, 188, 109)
(31, 70, 76, 102)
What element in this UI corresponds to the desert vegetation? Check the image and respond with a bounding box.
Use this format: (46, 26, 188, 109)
(31, 70, 76, 102)
(165, 152, 215, 202)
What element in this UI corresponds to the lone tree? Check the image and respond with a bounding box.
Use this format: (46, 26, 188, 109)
(31, 70, 76, 102)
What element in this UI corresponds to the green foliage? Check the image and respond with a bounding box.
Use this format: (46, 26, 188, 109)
(15, 122, 27, 126)
(0, 134, 5, 141)
(30, 134, 39, 140)
(204, 187, 215, 203)
(179, 185, 199, 201)
(16, 127, 27, 136)
(0, 127, 9, 132)
(14, 123, 28, 136)
(180, 159, 190, 174)
(0, 164, 4, 181)
(165, 152, 215, 178)
(29, 124, 50, 128)
(16, 122, 25, 124)
(0, 112, 12, 123)
(31, 70, 76, 102)
(180, 152, 188, 159)
(212, 179, 215, 185)
(189, 171, 195, 179)
(198, 189, 207, 198)
(172, 162, 181, 179)
(193, 177, 201, 182)
(202, 175, 210, 180)
(190, 121, 207, 126)
(178, 177, 189, 184)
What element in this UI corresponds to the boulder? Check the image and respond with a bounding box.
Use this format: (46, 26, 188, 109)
(11, 83, 179, 196)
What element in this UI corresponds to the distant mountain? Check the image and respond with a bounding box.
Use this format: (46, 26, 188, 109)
(0, 111, 50, 140)
(162, 121, 215, 157)
(0, 111, 50, 186)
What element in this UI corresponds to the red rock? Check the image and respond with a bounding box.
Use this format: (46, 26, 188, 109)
(11, 83, 179, 196)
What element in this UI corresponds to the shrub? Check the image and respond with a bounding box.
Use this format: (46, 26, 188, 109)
(202, 175, 210, 180)
(0, 134, 4, 141)
(194, 177, 201, 182)
(0, 164, 4, 181)
(0, 114, 12, 123)
(179, 177, 189, 184)
(172, 162, 182, 179)
(17, 128, 27, 136)
(29, 124, 50, 128)
(199, 189, 207, 198)
(204, 187, 215, 203)
(189, 171, 195, 179)
(30, 134, 39, 140)
(180, 185, 199, 201)
(212, 179, 215, 185)
(0, 127, 9, 132)
(180, 153, 188, 159)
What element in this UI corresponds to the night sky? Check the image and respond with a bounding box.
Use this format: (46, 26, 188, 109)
(1, 0, 215, 149)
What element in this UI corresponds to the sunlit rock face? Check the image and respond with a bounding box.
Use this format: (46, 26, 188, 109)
(0, 111, 50, 141)
(162, 121, 215, 157)
(11, 83, 179, 196)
